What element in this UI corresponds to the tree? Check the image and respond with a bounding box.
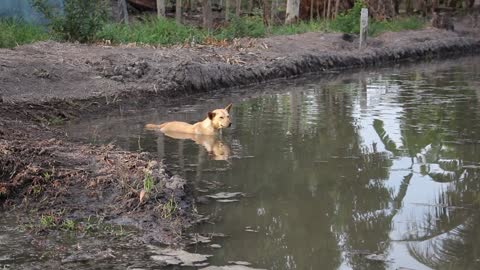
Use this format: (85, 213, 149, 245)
(203, 0, 212, 29)
(286, 0, 300, 24)
(176, 0, 182, 24)
(156, 0, 165, 17)
(236, 0, 241, 17)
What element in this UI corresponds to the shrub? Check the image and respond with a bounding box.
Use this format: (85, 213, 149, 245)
(31, 0, 108, 42)
(97, 16, 205, 45)
(0, 18, 48, 48)
(215, 16, 266, 40)
(329, 0, 365, 33)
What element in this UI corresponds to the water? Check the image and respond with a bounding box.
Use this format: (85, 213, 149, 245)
(8, 56, 480, 269)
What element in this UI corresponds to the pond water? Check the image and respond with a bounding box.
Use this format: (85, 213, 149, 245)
(36, 56, 480, 269)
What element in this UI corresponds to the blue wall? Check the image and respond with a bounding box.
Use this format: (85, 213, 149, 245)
(0, 0, 64, 24)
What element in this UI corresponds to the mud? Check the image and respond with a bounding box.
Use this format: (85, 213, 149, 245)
(1, 14, 480, 247)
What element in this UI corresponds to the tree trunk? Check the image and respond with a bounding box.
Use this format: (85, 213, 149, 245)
(334, 0, 340, 18)
(248, 0, 253, 13)
(203, 0, 212, 29)
(393, 0, 400, 14)
(119, 0, 129, 24)
(365, 0, 395, 20)
(236, 0, 241, 17)
(326, 0, 331, 19)
(226, 0, 230, 21)
(157, 0, 165, 17)
(310, 0, 314, 21)
(264, 0, 271, 26)
(323, 0, 327, 19)
(406, 0, 413, 14)
(285, 0, 300, 24)
(176, 0, 182, 24)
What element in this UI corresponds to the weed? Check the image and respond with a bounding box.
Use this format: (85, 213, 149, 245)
(61, 219, 76, 231)
(329, 0, 365, 34)
(40, 214, 56, 228)
(369, 17, 425, 36)
(32, 0, 108, 42)
(160, 196, 178, 219)
(42, 172, 51, 181)
(271, 20, 329, 36)
(143, 172, 154, 193)
(97, 16, 205, 46)
(31, 185, 42, 195)
(0, 18, 48, 48)
(215, 16, 266, 40)
(46, 116, 65, 126)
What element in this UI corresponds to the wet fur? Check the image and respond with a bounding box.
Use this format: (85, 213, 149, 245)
(145, 104, 232, 136)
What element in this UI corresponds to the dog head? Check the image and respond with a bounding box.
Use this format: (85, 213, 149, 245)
(208, 103, 233, 130)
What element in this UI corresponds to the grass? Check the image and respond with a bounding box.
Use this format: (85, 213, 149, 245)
(368, 17, 425, 36)
(143, 172, 154, 193)
(160, 196, 178, 219)
(2, 13, 425, 48)
(97, 17, 206, 45)
(0, 18, 49, 48)
(40, 214, 56, 228)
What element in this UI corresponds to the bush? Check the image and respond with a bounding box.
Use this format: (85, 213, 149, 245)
(97, 16, 205, 45)
(271, 20, 329, 36)
(215, 16, 266, 40)
(329, 0, 365, 34)
(32, 0, 108, 42)
(0, 18, 48, 48)
(369, 17, 425, 36)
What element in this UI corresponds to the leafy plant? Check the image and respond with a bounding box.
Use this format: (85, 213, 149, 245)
(143, 172, 153, 193)
(97, 16, 205, 45)
(0, 18, 48, 48)
(61, 219, 76, 231)
(40, 214, 56, 228)
(31, 0, 108, 42)
(160, 196, 178, 219)
(329, 0, 365, 33)
(215, 16, 266, 40)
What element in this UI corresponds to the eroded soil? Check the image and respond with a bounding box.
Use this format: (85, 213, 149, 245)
(1, 12, 480, 252)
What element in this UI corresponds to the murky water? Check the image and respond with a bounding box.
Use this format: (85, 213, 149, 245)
(4, 56, 480, 269)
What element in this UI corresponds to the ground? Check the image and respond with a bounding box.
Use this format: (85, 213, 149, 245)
(1, 13, 480, 247)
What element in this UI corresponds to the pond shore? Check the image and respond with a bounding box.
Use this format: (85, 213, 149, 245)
(1, 18, 480, 250)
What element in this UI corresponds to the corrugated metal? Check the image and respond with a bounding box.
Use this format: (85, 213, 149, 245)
(0, 0, 64, 24)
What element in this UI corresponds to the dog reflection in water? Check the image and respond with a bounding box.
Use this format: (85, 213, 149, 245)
(145, 104, 232, 160)
(160, 131, 231, 160)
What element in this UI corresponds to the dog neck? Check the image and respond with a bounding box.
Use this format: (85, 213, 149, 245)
(200, 117, 218, 134)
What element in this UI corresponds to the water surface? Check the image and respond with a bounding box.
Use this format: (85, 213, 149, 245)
(65, 56, 480, 269)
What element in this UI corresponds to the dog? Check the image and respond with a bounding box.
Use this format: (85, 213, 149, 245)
(145, 103, 232, 136)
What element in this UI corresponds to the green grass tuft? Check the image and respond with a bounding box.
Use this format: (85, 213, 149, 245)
(369, 17, 425, 36)
(0, 18, 49, 48)
(97, 16, 206, 45)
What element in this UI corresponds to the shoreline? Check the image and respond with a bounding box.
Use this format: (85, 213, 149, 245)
(1, 24, 480, 249)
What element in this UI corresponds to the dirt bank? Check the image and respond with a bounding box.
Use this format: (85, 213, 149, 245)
(1, 15, 480, 248)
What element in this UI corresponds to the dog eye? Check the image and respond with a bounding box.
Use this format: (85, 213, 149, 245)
(220, 116, 224, 119)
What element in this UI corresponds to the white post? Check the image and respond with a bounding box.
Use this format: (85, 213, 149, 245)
(359, 8, 368, 49)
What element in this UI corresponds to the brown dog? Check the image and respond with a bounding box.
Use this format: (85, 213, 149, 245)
(145, 104, 232, 136)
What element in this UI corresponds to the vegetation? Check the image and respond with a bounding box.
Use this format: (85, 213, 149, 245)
(0, 18, 48, 48)
(31, 0, 108, 42)
(4, 0, 473, 48)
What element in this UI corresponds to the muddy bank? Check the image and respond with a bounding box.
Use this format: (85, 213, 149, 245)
(1, 15, 480, 252)
(1, 25, 480, 105)
(0, 115, 196, 245)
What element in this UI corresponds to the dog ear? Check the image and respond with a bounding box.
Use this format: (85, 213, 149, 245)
(208, 111, 216, 120)
(225, 103, 233, 112)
